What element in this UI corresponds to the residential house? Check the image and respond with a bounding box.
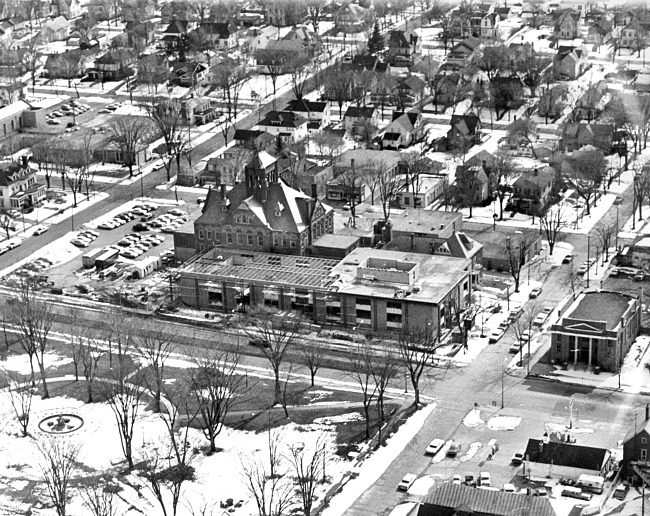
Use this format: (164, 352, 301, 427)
(194, 151, 334, 256)
(236, 11, 264, 27)
(381, 111, 421, 150)
(0, 157, 46, 210)
(490, 75, 525, 105)
(0, 19, 13, 40)
(394, 173, 446, 209)
(122, 0, 156, 22)
(90, 49, 136, 81)
(511, 166, 555, 213)
(257, 110, 308, 143)
(265, 1, 304, 27)
(39, 16, 69, 42)
(573, 80, 608, 121)
(524, 437, 613, 479)
(394, 75, 426, 109)
(554, 44, 588, 80)
(285, 98, 330, 134)
(480, 12, 501, 38)
(125, 21, 156, 48)
(172, 61, 209, 87)
(197, 21, 239, 50)
(342, 54, 390, 75)
(433, 73, 462, 110)
(550, 290, 640, 372)
(202, 147, 254, 186)
(87, 0, 112, 21)
(387, 29, 419, 67)
(521, 4, 546, 27)
(0, 82, 24, 107)
(256, 39, 309, 74)
(561, 123, 614, 152)
(618, 236, 650, 270)
(161, 2, 194, 24)
(245, 26, 275, 53)
(335, 3, 374, 33)
(552, 9, 582, 40)
(455, 163, 490, 205)
(343, 106, 379, 140)
(137, 52, 170, 86)
(446, 37, 481, 68)
(586, 19, 613, 49)
(233, 129, 274, 150)
(417, 483, 557, 516)
(622, 406, 650, 482)
(282, 26, 320, 55)
(447, 114, 482, 150)
(161, 19, 191, 53)
(44, 49, 87, 81)
(0, 49, 25, 80)
(325, 173, 368, 204)
(620, 19, 646, 50)
(464, 226, 542, 272)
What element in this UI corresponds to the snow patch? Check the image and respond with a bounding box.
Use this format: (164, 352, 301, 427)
(0, 352, 73, 375)
(487, 416, 522, 431)
(460, 442, 482, 462)
(463, 408, 484, 427)
(313, 412, 363, 425)
(408, 475, 435, 496)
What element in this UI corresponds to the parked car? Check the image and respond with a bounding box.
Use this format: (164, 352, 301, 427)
(447, 442, 461, 457)
(488, 329, 505, 344)
(425, 438, 445, 456)
(511, 453, 524, 465)
(33, 225, 48, 235)
(452, 474, 462, 484)
(509, 341, 523, 354)
(133, 222, 150, 232)
(634, 271, 645, 282)
(503, 483, 516, 492)
(610, 267, 620, 277)
(562, 254, 573, 264)
(479, 472, 491, 487)
(529, 286, 543, 298)
(398, 473, 417, 491)
(520, 330, 531, 344)
(613, 483, 629, 500)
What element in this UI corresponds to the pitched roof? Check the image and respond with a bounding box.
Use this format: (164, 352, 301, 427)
(523, 438, 609, 472)
(513, 166, 555, 189)
(450, 114, 480, 134)
(285, 98, 327, 114)
(420, 483, 557, 516)
(43, 15, 69, 32)
(465, 150, 496, 169)
(164, 19, 188, 34)
(199, 21, 237, 37)
(344, 106, 376, 119)
(258, 110, 307, 128)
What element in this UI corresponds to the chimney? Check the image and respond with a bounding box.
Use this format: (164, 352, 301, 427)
(220, 183, 226, 201)
(533, 168, 538, 176)
(21, 155, 28, 167)
(350, 158, 355, 170)
(539, 441, 544, 453)
(646, 404, 649, 421)
(311, 183, 318, 199)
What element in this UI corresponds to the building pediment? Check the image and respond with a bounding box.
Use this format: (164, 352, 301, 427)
(564, 322, 602, 333)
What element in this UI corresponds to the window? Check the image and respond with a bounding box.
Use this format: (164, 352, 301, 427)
(226, 232, 233, 244)
(642, 449, 648, 461)
(247, 233, 253, 246)
(257, 233, 264, 247)
(290, 238, 296, 248)
(198, 229, 204, 239)
(404, 197, 410, 205)
(273, 235, 278, 247)
(282, 236, 288, 248)
(237, 233, 244, 245)
(642, 438, 648, 445)
(206, 230, 213, 240)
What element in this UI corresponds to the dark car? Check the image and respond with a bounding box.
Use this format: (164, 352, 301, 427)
(22, 206, 34, 214)
(249, 338, 270, 349)
(133, 222, 150, 232)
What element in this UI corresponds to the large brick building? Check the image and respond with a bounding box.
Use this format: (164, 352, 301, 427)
(194, 151, 334, 256)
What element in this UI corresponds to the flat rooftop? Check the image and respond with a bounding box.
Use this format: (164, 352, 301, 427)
(312, 234, 359, 250)
(180, 248, 339, 289)
(567, 291, 634, 330)
(358, 208, 462, 233)
(330, 247, 470, 304)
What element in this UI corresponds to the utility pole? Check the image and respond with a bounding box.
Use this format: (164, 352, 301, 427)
(501, 361, 505, 409)
(586, 235, 590, 288)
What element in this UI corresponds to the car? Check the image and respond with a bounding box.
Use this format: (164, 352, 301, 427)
(70, 239, 90, 247)
(610, 267, 620, 277)
(161, 225, 179, 233)
(577, 260, 594, 275)
(117, 238, 134, 247)
(508, 306, 523, 322)
(50, 111, 64, 117)
(342, 203, 351, 211)
(133, 222, 150, 232)
(479, 472, 491, 487)
(82, 229, 99, 238)
(149, 219, 165, 227)
(532, 488, 549, 497)
(122, 250, 139, 259)
(502, 484, 516, 492)
(398, 473, 417, 491)
(98, 221, 116, 229)
(509, 341, 523, 354)
(529, 286, 543, 298)
(452, 474, 462, 485)
(447, 442, 461, 457)
(168, 208, 186, 216)
(47, 118, 61, 125)
(533, 313, 546, 326)
(248, 337, 270, 348)
(425, 438, 445, 455)
(32, 225, 48, 235)
(488, 329, 505, 344)
(151, 162, 164, 171)
(613, 483, 629, 500)
(141, 213, 154, 221)
(511, 453, 524, 465)
(98, 108, 111, 114)
(131, 208, 148, 216)
(520, 330, 531, 344)
(634, 271, 645, 282)
(498, 320, 509, 331)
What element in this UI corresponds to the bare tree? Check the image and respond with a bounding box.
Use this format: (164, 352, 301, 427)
(3, 372, 39, 437)
(286, 55, 311, 100)
(301, 344, 324, 387)
(350, 343, 378, 440)
(7, 280, 55, 397)
(39, 439, 80, 516)
(506, 117, 539, 159)
(505, 234, 533, 293)
(376, 161, 399, 222)
(561, 259, 581, 295)
(133, 321, 176, 413)
(311, 131, 344, 166)
(448, 296, 477, 353)
(371, 352, 398, 445)
(288, 434, 328, 516)
(241, 429, 294, 516)
(595, 221, 616, 263)
(212, 62, 249, 144)
(515, 46, 552, 98)
(633, 164, 650, 224)
(110, 116, 152, 179)
(494, 154, 518, 220)
(539, 204, 567, 256)
(190, 349, 244, 454)
(245, 307, 302, 406)
(79, 477, 119, 516)
(509, 301, 539, 373)
(101, 343, 143, 470)
(398, 325, 441, 407)
(305, 0, 326, 34)
(0, 213, 15, 239)
(453, 165, 481, 218)
(79, 327, 102, 403)
(563, 149, 606, 216)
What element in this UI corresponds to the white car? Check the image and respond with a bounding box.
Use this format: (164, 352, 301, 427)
(479, 472, 491, 487)
(70, 239, 90, 247)
(33, 225, 48, 235)
(398, 473, 417, 491)
(452, 474, 462, 485)
(425, 438, 445, 456)
(503, 483, 516, 492)
(488, 329, 505, 344)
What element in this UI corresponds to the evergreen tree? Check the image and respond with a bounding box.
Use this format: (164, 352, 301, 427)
(367, 22, 385, 55)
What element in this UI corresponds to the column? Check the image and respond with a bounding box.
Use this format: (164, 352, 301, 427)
(574, 335, 578, 365)
(588, 337, 593, 367)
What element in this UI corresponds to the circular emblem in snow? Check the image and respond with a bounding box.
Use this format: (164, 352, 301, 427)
(38, 414, 84, 435)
